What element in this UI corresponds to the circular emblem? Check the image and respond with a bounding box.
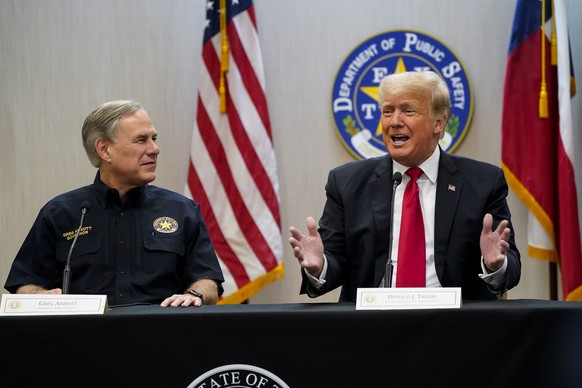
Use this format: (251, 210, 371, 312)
(9, 300, 21, 310)
(152, 217, 179, 234)
(188, 364, 290, 388)
(331, 29, 473, 159)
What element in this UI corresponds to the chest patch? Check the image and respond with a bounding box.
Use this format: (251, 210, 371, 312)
(153, 217, 179, 233)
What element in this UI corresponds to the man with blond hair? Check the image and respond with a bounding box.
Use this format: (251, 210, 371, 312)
(290, 71, 521, 301)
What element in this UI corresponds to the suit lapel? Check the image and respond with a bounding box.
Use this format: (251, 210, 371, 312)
(434, 150, 462, 280)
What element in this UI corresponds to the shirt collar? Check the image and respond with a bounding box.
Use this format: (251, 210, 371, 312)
(93, 171, 147, 208)
(392, 146, 440, 184)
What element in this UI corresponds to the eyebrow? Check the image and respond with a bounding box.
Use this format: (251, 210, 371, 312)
(135, 131, 157, 141)
(382, 100, 418, 108)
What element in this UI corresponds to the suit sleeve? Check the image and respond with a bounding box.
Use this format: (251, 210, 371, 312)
(300, 170, 347, 297)
(487, 168, 521, 292)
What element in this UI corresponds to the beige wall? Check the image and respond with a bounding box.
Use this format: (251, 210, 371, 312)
(1, 0, 581, 303)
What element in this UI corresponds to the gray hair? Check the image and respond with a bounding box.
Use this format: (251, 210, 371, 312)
(378, 71, 451, 127)
(82, 100, 144, 167)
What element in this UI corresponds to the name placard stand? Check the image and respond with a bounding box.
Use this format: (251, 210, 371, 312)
(356, 287, 462, 310)
(0, 294, 108, 316)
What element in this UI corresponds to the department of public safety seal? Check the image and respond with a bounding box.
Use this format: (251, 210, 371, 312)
(188, 364, 291, 388)
(153, 216, 179, 234)
(331, 29, 473, 160)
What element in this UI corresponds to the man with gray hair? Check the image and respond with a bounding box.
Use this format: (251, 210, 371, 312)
(5, 100, 224, 307)
(289, 71, 521, 302)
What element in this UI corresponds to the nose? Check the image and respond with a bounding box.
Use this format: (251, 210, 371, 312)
(148, 139, 160, 155)
(389, 110, 404, 127)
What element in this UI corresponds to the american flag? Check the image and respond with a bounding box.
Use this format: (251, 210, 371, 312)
(185, 0, 284, 303)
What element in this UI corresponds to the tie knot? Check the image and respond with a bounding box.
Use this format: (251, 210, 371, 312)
(406, 167, 423, 181)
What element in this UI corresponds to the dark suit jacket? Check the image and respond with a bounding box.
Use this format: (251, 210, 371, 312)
(301, 149, 521, 301)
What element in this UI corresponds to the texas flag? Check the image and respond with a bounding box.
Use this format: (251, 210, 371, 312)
(501, 0, 582, 300)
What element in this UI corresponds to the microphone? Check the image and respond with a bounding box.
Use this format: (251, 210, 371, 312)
(384, 172, 402, 288)
(62, 201, 91, 294)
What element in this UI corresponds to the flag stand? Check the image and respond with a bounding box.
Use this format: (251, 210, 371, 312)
(549, 262, 558, 300)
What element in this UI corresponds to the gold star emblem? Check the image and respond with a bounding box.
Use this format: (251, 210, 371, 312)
(153, 217, 179, 233)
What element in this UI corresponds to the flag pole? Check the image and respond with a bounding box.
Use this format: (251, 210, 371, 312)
(219, 0, 229, 113)
(542, 0, 558, 301)
(549, 262, 558, 300)
(539, 0, 548, 118)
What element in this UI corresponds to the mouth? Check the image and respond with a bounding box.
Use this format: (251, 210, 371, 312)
(391, 134, 410, 145)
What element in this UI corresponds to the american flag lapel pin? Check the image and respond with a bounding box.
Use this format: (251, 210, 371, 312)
(448, 184, 456, 192)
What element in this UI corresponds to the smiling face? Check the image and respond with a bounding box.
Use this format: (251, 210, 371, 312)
(380, 91, 445, 167)
(96, 109, 160, 196)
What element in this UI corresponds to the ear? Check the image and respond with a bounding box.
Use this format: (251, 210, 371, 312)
(434, 115, 446, 134)
(95, 138, 111, 162)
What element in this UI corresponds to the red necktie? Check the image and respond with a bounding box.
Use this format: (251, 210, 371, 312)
(396, 167, 426, 287)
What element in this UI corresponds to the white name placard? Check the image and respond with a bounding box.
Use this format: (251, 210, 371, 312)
(356, 287, 462, 310)
(0, 294, 108, 316)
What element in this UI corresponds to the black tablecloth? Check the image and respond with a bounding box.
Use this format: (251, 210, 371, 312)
(1, 299, 581, 387)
